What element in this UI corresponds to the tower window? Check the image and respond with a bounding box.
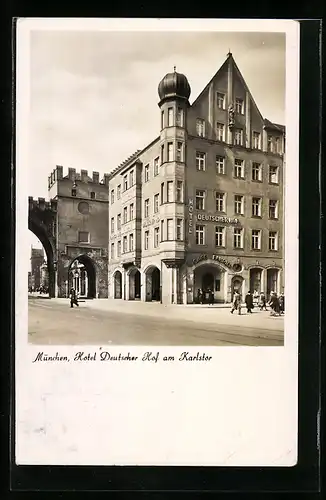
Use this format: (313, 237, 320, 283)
(90, 191, 95, 199)
(167, 107, 173, 127)
(176, 107, 184, 126)
(71, 188, 77, 197)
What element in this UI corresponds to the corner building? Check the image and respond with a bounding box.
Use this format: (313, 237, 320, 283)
(108, 53, 285, 304)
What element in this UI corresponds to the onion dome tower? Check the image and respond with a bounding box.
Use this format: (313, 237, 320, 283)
(158, 67, 191, 105)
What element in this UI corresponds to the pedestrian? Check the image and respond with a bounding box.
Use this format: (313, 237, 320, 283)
(279, 293, 285, 314)
(259, 292, 267, 311)
(208, 288, 214, 306)
(70, 287, 79, 308)
(253, 289, 259, 307)
(230, 291, 241, 314)
(245, 290, 254, 313)
(269, 292, 280, 316)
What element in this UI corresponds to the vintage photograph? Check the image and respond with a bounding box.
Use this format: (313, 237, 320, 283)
(27, 28, 285, 346)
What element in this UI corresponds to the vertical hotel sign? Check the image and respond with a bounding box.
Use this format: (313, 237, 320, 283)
(188, 198, 194, 234)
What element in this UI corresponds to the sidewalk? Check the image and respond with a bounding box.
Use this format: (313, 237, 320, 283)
(49, 298, 284, 331)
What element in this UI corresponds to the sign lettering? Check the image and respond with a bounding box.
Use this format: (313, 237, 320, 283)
(197, 214, 239, 224)
(192, 253, 233, 269)
(188, 198, 194, 234)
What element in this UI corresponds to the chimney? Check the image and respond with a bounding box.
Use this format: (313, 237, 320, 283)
(92, 171, 99, 183)
(103, 174, 110, 186)
(81, 169, 88, 182)
(56, 165, 63, 180)
(68, 168, 76, 180)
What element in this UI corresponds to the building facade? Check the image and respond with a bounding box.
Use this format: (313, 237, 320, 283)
(107, 53, 285, 304)
(29, 53, 285, 303)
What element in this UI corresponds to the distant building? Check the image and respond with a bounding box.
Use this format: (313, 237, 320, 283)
(30, 247, 44, 290)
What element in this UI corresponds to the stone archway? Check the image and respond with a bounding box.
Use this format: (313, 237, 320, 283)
(249, 267, 263, 293)
(145, 265, 161, 302)
(193, 262, 226, 303)
(28, 219, 56, 298)
(267, 268, 280, 297)
(113, 270, 123, 299)
(128, 268, 141, 300)
(68, 255, 96, 299)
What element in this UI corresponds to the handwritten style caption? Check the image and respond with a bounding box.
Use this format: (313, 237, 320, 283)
(32, 349, 213, 364)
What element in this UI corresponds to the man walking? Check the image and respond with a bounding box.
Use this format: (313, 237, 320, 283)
(230, 291, 241, 315)
(245, 290, 254, 313)
(70, 287, 79, 308)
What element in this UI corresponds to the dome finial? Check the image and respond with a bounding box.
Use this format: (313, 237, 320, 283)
(227, 49, 232, 57)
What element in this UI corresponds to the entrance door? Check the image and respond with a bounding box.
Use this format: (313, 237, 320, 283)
(114, 271, 122, 299)
(134, 270, 141, 299)
(202, 272, 214, 303)
(267, 269, 278, 297)
(151, 268, 160, 301)
(231, 276, 243, 301)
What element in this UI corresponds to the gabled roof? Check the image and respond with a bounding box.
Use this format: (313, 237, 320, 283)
(191, 53, 285, 131)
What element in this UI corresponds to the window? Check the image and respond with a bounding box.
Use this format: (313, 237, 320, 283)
(167, 107, 173, 126)
(234, 128, 243, 146)
(167, 181, 174, 202)
(167, 219, 173, 241)
(144, 199, 149, 218)
(216, 122, 225, 141)
(233, 228, 243, 248)
(176, 180, 183, 202)
(269, 231, 278, 251)
(252, 230, 261, 250)
(161, 110, 164, 129)
(196, 190, 205, 210)
(111, 217, 115, 233)
(117, 240, 121, 257)
(129, 233, 134, 252)
(269, 200, 278, 219)
(235, 98, 244, 114)
(123, 236, 127, 253)
(196, 151, 206, 171)
(160, 219, 164, 241)
(161, 183, 164, 204)
(117, 185, 121, 199)
(176, 141, 183, 162)
(111, 243, 114, 259)
(161, 144, 164, 164)
(252, 162, 262, 181)
(234, 158, 244, 178)
(176, 218, 183, 240)
(234, 195, 244, 215)
(71, 188, 77, 197)
(252, 131, 261, 149)
(110, 189, 115, 204)
(154, 157, 159, 176)
(267, 135, 273, 153)
(252, 197, 262, 217)
(144, 231, 149, 250)
(216, 92, 225, 109)
(176, 107, 183, 127)
(167, 142, 174, 162)
(90, 191, 95, 199)
(275, 136, 282, 154)
(154, 227, 159, 247)
(196, 118, 205, 137)
(216, 192, 225, 212)
(144, 164, 149, 182)
(117, 214, 121, 230)
(129, 203, 134, 220)
(154, 194, 159, 213)
(216, 155, 225, 174)
(123, 175, 128, 191)
(215, 226, 225, 247)
(78, 231, 89, 243)
(269, 165, 279, 184)
(195, 225, 205, 245)
(123, 206, 128, 224)
(129, 170, 134, 186)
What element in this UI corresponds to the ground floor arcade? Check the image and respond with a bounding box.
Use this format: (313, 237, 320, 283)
(108, 256, 283, 305)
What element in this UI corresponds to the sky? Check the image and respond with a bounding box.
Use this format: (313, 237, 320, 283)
(27, 29, 285, 250)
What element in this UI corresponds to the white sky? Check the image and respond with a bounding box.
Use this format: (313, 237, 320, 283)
(27, 29, 285, 249)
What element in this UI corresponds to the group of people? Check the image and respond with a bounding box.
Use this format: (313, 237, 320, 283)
(231, 289, 285, 315)
(196, 288, 215, 305)
(28, 285, 49, 294)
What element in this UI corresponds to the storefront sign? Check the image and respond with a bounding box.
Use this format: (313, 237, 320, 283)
(188, 198, 194, 234)
(142, 216, 160, 228)
(192, 253, 233, 269)
(197, 214, 239, 224)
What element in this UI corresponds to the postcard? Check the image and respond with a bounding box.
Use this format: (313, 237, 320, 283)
(15, 18, 299, 466)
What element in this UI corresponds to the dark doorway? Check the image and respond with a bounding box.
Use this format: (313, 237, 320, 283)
(231, 276, 243, 301)
(202, 272, 214, 293)
(249, 268, 262, 293)
(151, 267, 160, 301)
(267, 269, 279, 298)
(129, 268, 141, 300)
(134, 270, 141, 299)
(114, 270, 122, 299)
(28, 224, 55, 298)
